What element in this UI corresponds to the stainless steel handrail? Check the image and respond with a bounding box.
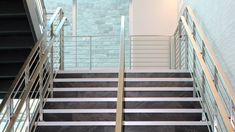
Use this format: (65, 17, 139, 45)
(115, 16, 125, 132)
(47, 7, 63, 30)
(175, 6, 235, 132)
(0, 7, 67, 132)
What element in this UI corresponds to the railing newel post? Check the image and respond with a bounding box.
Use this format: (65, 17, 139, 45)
(179, 20, 182, 69)
(129, 36, 132, 69)
(192, 50, 197, 97)
(24, 64, 30, 132)
(185, 33, 189, 70)
(89, 36, 92, 70)
(201, 41, 205, 60)
(214, 66, 218, 90)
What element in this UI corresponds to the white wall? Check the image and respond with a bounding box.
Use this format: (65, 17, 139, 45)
(131, 0, 178, 35)
(26, 0, 44, 40)
(181, 0, 235, 88)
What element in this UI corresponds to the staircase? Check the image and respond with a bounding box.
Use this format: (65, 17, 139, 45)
(36, 70, 209, 132)
(0, 0, 34, 98)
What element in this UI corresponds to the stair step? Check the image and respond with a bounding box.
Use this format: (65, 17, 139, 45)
(43, 113, 202, 121)
(45, 102, 117, 109)
(0, 30, 31, 36)
(0, 78, 14, 98)
(37, 71, 209, 131)
(0, 75, 15, 79)
(53, 91, 193, 98)
(0, 1, 25, 14)
(0, 13, 26, 18)
(54, 78, 193, 87)
(57, 69, 189, 74)
(0, 46, 32, 50)
(46, 97, 201, 102)
(56, 72, 191, 78)
(43, 109, 203, 113)
(0, 15, 30, 31)
(45, 100, 201, 109)
(0, 49, 30, 62)
(43, 113, 116, 121)
(53, 87, 194, 92)
(53, 78, 193, 82)
(37, 121, 208, 126)
(0, 36, 34, 48)
(0, 62, 23, 77)
(36, 125, 209, 132)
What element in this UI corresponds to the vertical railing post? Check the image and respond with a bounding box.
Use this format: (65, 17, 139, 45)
(169, 37, 172, 69)
(185, 9, 189, 24)
(201, 41, 205, 60)
(201, 71, 206, 121)
(179, 20, 182, 69)
(175, 26, 180, 69)
(39, 69, 44, 121)
(24, 65, 30, 132)
(59, 10, 65, 70)
(26, 97, 30, 132)
(192, 23, 196, 39)
(213, 103, 218, 132)
(7, 99, 14, 132)
(129, 36, 132, 69)
(38, 44, 44, 120)
(192, 50, 197, 97)
(50, 43, 54, 98)
(89, 36, 92, 70)
(214, 66, 218, 90)
(185, 34, 189, 69)
(172, 31, 177, 69)
(76, 37, 78, 68)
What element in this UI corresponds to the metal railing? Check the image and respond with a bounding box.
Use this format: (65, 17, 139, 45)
(174, 6, 235, 132)
(61, 35, 126, 70)
(0, 7, 67, 132)
(58, 35, 172, 70)
(130, 35, 172, 69)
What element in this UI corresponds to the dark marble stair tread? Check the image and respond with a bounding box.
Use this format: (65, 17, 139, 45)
(55, 72, 191, 78)
(54, 82, 118, 87)
(0, 16, 30, 31)
(0, 13, 27, 18)
(125, 101, 201, 109)
(43, 113, 116, 121)
(44, 101, 200, 109)
(124, 113, 202, 121)
(36, 124, 209, 132)
(45, 102, 117, 109)
(0, 62, 24, 77)
(53, 91, 117, 98)
(0, 49, 30, 62)
(0, 36, 34, 48)
(0, 30, 31, 35)
(52, 91, 193, 98)
(0, 1, 25, 14)
(43, 113, 201, 121)
(56, 73, 118, 78)
(53, 81, 192, 87)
